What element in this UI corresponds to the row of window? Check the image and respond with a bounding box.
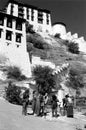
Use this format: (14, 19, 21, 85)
(0, 17, 22, 31)
(0, 29, 22, 43)
(10, 4, 50, 24)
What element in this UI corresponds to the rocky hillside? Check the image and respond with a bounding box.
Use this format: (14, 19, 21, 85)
(27, 32, 86, 75)
(26, 32, 86, 97)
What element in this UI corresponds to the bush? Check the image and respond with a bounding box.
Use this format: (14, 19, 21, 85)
(5, 82, 22, 105)
(33, 42, 44, 49)
(66, 69, 84, 91)
(26, 22, 35, 34)
(68, 42, 79, 54)
(63, 40, 79, 54)
(54, 33, 61, 39)
(7, 66, 26, 81)
(27, 34, 50, 50)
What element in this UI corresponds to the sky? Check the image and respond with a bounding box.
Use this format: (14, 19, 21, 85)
(0, 0, 86, 39)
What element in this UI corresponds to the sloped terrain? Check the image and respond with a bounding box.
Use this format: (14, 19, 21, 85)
(27, 32, 86, 75)
(0, 99, 86, 130)
(26, 32, 86, 97)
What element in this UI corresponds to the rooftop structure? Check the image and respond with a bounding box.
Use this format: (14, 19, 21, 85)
(52, 22, 67, 37)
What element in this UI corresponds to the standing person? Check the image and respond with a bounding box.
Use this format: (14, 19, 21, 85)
(22, 89, 29, 116)
(35, 93, 41, 116)
(63, 94, 69, 116)
(43, 93, 48, 117)
(51, 95, 58, 117)
(67, 96, 74, 118)
(59, 101, 64, 116)
(40, 94, 45, 116)
(40, 93, 48, 117)
(32, 90, 37, 115)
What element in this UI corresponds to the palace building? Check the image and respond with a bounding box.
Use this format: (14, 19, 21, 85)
(0, 0, 53, 78)
(4, 0, 52, 34)
(0, 11, 31, 77)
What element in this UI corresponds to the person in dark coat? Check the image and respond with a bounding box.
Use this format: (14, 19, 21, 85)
(51, 95, 58, 117)
(67, 97, 74, 118)
(22, 89, 29, 115)
(63, 94, 69, 116)
(35, 93, 41, 116)
(40, 94, 45, 116)
(32, 91, 37, 115)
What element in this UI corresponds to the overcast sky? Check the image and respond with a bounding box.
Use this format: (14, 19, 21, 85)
(0, 0, 86, 39)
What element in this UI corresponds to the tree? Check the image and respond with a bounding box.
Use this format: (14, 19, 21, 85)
(66, 69, 84, 107)
(66, 69, 84, 97)
(69, 69, 83, 88)
(32, 66, 56, 94)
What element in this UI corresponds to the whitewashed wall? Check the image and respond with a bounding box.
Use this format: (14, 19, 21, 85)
(0, 17, 31, 77)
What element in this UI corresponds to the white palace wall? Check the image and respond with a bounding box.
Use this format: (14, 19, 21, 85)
(0, 13, 32, 77)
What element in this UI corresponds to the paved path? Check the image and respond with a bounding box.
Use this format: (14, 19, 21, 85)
(0, 98, 86, 130)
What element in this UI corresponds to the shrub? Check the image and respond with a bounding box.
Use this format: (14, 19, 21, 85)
(27, 34, 50, 50)
(7, 66, 26, 81)
(63, 40, 79, 54)
(66, 69, 84, 91)
(26, 22, 35, 34)
(68, 42, 79, 54)
(27, 42, 34, 52)
(33, 42, 44, 49)
(5, 82, 22, 105)
(54, 33, 61, 38)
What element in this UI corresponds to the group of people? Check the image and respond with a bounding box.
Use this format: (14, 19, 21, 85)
(22, 89, 74, 118)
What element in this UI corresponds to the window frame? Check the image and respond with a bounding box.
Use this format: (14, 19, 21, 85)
(0, 29, 2, 38)
(6, 30, 12, 41)
(46, 13, 49, 25)
(16, 33, 22, 43)
(38, 11, 43, 24)
(10, 4, 14, 15)
(16, 20, 22, 31)
(7, 18, 12, 28)
(0, 16, 4, 26)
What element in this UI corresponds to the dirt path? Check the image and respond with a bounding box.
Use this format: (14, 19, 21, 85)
(0, 98, 86, 130)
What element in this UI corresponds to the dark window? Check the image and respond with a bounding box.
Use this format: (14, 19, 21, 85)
(16, 20, 22, 31)
(6, 30, 12, 41)
(3, 8, 7, 13)
(0, 16, 4, 26)
(16, 33, 22, 43)
(7, 18, 12, 28)
(46, 14, 49, 25)
(10, 4, 14, 15)
(38, 11, 43, 24)
(38, 18, 43, 24)
(18, 13, 24, 19)
(0, 29, 2, 38)
(31, 9, 34, 21)
(18, 5, 24, 19)
(27, 8, 29, 19)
